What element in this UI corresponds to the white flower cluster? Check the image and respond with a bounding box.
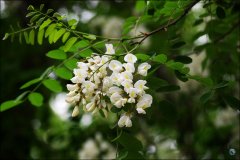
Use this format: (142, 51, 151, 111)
(66, 44, 153, 127)
(78, 133, 116, 159)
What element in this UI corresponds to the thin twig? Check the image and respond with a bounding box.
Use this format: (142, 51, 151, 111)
(133, 0, 200, 45)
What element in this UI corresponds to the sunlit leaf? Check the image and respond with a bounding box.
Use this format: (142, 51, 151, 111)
(136, 53, 150, 61)
(0, 100, 22, 112)
(64, 37, 77, 52)
(83, 34, 96, 40)
(62, 32, 70, 43)
(54, 67, 72, 80)
(43, 79, 62, 93)
(20, 78, 41, 89)
(37, 29, 44, 45)
(152, 54, 167, 63)
(29, 29, 35, 45)
(39, 18, 52, 31)
(28, 92, 43, 107)
(45, 23, 56, 38)
(64, 58, 78, 70)
(46, 49, 67, 60)
(53, 28, 66, 43)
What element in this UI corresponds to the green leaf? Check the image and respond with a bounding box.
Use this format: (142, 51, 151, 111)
(216, 6, 225, 19)
(175, 70, 188, 82)
(23, 31, 29, 44)
(48, 29, 57, 44)
(147, 77, 168, 90)
(79, 49, 93, 57)
(39, 4, 44, 11)
(200, 90, 214, 104)
(45, 23, 56, 38)
(26, 11, 37, 18)
(175, 56, 192, 64)
(27, 5, 34, 11)
(46, 49, 67, 60)
(64, 37, 77, 52)
(0, 100, 22, 112)
(53, 28, 66, 43)
(166, 60, 184, 70)
(16, 91, 30, 101)
(37, 29, 44, 45)
(213, 81, 229, 89)
(189, 75, 213, 87)
(19, 32, 22, 44)
(39, 19, 52, 31)
(136, 53, 150, 61)
(152, 54, 167, 63)
(110, 106, 122, 113)
(135, 1, 145, 12)
(117, 132, 143, 152)
(171, 41, 186, 48)
(193, 19, 203, 26)
(29, 29, 35, 45)
(224, 96, 240, 110)
(68, 19, 77, 26)
(20, 78, 41, 89)
(53, 12, 62, 19)
(74, 40, 90, 48)
(64, 58, 78, 70)
(30, 14, 40, 24)
(83, 34, 96, 40)
(2, 33, 9, 40)
(46, 9, 54, 14)
(62, 32, 70, 43)
(36, 17, 46, 26)
(43, 79, 62, 93)
(54, 67, 72, 80)
(28, 92, 43, 107)
(69, 40, 90, 52)
(157, 85, 180, 92)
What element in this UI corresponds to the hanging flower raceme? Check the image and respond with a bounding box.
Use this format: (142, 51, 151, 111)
(65, 44, 153, 127)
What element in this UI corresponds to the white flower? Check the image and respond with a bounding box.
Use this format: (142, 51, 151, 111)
(102, 77, 113, 91)
(123, 63, 135, 73)
(124, 53, 137, 63)
(109, 60, 123, 72)
(72, 106, 80, 117)
(77, 62, 89, 70)
(136, 108, 146, 114)
(118, 114, 132, 127)
(121, 80, 133, 93)
(110, 93, 127, 108)
(65, 96, 74, 104)
(66, 91, 77, 97)
(137, 62, 151, 76)
(136, 94, 153, 114)
(121, 71, 133, 81)
(66, 84, 78, 91)
(128, 87, 139, 103)
(82, 81, 95, 94)
(105, 44, 115, 55)
(71, 69, 88, 83)
(134, 80, 148, 94)
(86, 102, 96, 112)
(108, 86, 123, 95)
(110, 72, 123, 86)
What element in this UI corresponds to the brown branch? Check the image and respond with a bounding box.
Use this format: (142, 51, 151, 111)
(133, 0, 200, 45)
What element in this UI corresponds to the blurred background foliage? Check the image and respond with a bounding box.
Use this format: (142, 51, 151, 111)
(0, 0, 239, 159)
